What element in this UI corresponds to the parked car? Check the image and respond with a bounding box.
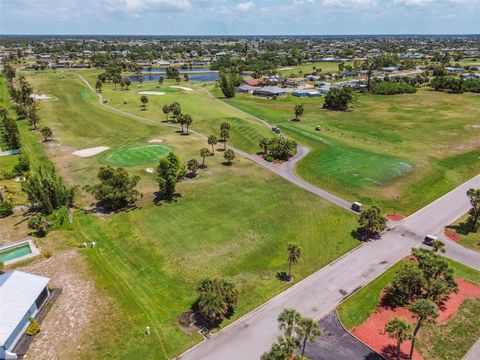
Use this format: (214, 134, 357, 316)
(271, 126, 281, 134)
(423, 234, 438, 246)
(351, 201, 362, 212)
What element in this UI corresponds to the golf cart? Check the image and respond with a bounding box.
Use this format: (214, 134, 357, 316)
(351, 201, 362, 212)
(423, 234, 438, 246)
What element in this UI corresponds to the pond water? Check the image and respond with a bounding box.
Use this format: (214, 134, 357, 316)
(130, 72, 221, 82)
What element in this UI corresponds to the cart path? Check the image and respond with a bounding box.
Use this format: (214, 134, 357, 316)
(77, 74, 353, 211)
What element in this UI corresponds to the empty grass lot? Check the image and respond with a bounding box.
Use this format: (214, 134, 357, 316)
(20, 71, 360, 358)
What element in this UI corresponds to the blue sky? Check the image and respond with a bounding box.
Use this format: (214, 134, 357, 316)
(1, 0, 479, 35)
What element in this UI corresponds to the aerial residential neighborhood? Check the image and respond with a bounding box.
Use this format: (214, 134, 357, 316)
(0, 1, 480, 359)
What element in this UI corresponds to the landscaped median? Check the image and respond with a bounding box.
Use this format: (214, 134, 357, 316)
(337, 254, 480, 360)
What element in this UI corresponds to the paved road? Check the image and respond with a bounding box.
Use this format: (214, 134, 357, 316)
(463, 338, 480, 360)
(303, 311, 383, 360)
(179, 174, 480, 360)
(77, 74, 353, 211)
(77, 74, 480, 358)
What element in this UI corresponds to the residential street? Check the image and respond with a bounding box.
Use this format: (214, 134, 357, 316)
(179, 174, 480, 360)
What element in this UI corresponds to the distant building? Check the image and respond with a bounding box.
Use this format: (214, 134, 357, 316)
(156, 60, 171, 66)
(243, 78, 262, 87)
(285, 77, 305, 87)
(446, 67, 465, 74)
(381, 66, 398, 72)
(253, 86, 288, 98)
(236, 85, 257, 94)
(292, 89, 321, 98)
(461, 73, 480, 80)
(0, 271, 50, 360)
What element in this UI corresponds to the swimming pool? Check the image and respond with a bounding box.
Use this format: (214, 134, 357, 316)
(0, 239, 39, 265)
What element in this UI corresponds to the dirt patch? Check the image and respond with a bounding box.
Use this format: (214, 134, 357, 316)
(148, 138, 164, 143)
(444, 229, 461, 242)
(170, 85, 193, 92)
(20, 250, 108, 360)
(386, 213, 405, 221)
(352, 279, 480, 360)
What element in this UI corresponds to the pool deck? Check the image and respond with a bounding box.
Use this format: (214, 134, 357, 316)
(0, 238, 40, 266)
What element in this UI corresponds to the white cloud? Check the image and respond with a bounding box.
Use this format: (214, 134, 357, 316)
(235, 1, 254, 11)
(106, 0, 191, 13)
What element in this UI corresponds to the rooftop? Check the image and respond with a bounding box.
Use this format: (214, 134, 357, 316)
(0, 270, 50, 346)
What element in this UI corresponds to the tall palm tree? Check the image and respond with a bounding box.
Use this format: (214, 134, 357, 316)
(184, 114, 193, 134)
(297, 317, 322, 356)
(409, 299, 438, 359)
(385, 317, 413, 360)
(277, 308, 301, 339)
(200, 148, 210, 167)
(294, 104, 304, 121)
(220, 128, 230, 150)
(162, 104, 171, 121)
(208, 135, 218, 154)
(287, 244, 301, 280)
(259, 137, 269, 156)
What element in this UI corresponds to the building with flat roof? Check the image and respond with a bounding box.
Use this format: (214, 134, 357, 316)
(0, 270, 50, 360)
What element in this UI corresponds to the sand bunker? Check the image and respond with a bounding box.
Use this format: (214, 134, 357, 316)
(72, 146, 109, 158)
(148, 139, 164, 143)
(31, 94, 51, 100)
(138, 91, 165, 96)
(278, 67, 294, 70)
(170, 86, 193, 92)
(145, 167, 155, 174)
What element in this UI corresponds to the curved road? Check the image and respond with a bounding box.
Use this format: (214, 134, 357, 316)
(77, 74, 480, 359)
(77, 74, 353, 211)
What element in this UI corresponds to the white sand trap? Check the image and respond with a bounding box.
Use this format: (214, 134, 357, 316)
(145, 167, 155, 174)
(278, 67, 294, 70)
(72, 146, 110, 158)
(138, 91, 166, 96)
(148, 138, 164, 143)
(170, 85, 193, 92)
(30, 94, 51, 100)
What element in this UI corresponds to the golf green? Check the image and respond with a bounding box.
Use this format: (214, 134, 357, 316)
(103, 145, 172, 167)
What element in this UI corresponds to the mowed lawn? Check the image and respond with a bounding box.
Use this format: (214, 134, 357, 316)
(337, 258, 480, 360)
(79, 70, 273, 155)
(22, 72, 359, 358)
(221, 89, 480, 214)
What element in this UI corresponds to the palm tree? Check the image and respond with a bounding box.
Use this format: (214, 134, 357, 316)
(162, 105, 171, 121)
(184, 114, 193, 134)
(220, 128, 230, 150)
(431, 240, 445, 253)
(179, 114, 186, 132)
(198, 292, 226, 325)
(158, 76, 164, 85)
(208, 135, 218, 155)
(224, 149, 235, 165)
(259, 137, 269, 156)
(200, 148, 210, 167)
(138, 74, 144, 88)
(297, 317, 322, 356)
(277, 308, 301, 339)
(95, 79, 102, 92)
(409, 299, 439, 359)
(287, 244, 301, 280)
(187, 159, 199, 176)
(385, 317, 413, 360)
(294, 104, 304, 121)
(40, 127, 53, 142)
(140, 95, 148, 110)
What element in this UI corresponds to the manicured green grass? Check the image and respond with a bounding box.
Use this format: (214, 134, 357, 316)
(102, 144, 172, 167)
(20, 71, 360, 358)
(221, 89, 480, 214)
(447, 214, 480, 252)
(337, 258, 480, 331)
(79, 70, 273, 155)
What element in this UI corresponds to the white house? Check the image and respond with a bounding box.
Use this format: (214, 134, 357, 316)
(0, 271, 50, 360)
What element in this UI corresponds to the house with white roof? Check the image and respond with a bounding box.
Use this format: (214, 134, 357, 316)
(0, 271, 50, 360)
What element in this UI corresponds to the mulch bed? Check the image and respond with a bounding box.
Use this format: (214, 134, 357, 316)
(444, 228, 461, 242)
(351, 279, 480, 360)
(12, 288, 62, 359)
(386, 214, 405, 221)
